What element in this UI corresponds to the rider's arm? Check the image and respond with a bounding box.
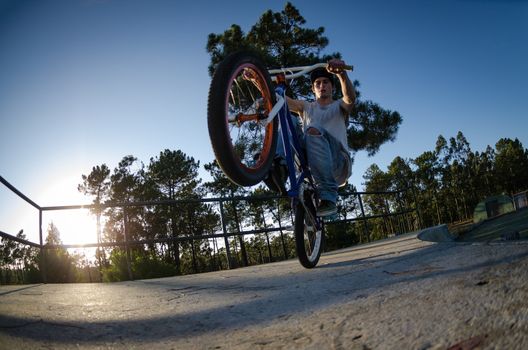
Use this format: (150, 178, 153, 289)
(327, 59, 356, 114)
(286, 96, 304, 115)
(337, 72, 356, 112)
(336, 72, 356, 114)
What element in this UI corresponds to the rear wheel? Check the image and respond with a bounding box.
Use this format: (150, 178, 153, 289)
(294, 187, 324, 268)
(207, 52, 278, 187)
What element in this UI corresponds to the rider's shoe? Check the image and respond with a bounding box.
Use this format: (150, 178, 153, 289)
(316, 200, 337, 217)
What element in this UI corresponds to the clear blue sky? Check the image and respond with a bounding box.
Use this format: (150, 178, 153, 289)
(1, 0, 527, 243)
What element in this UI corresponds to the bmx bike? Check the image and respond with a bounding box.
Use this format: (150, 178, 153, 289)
(207, 51, 352, 268)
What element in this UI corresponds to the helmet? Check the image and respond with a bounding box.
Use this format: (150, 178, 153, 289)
(310, 67, 334, 85)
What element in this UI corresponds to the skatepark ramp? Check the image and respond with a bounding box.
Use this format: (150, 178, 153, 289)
(1, 227, 527, 349)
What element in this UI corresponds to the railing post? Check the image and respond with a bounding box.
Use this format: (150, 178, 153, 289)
(190, 237, 198, 274)
(96, 207, 104, 281)
(212, 236, 221, 270)
(396, 192, 408, 233)
(357, 193, 370, 242)
(219, 201, 233, 269)
(232, 199, 247, 267)
(262, 211, 273, 263)
(277, 200, 288, 260)
(39, 209, 47, 283)
(410, 185, 424, 230)
(123, 208, 134, 280)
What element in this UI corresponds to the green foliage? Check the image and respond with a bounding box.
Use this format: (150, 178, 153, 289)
(204, 160, 250, 266)
(361, 132, 528, 235)
(240, 231, 294, 265)
(324, 222, 358, 251)
(78, 164, 110, 275)
(494, 138, 528, 195)
(101, 249, 130, 282)
(76, 150, 222, 280)
(78, 164, 110, 211)
(102, 249, 177, 282)
(148, 149, 200, 199)
(349, 100, 402, 156)
(41, 223, 79, 283)
(204, 160, 246, 197)
(206, 2, 327, 78)
(146, 149, 203, 269)
(1, 230, 42, 284)
(132, 251, 177, 280)
(4, 131, 526, 283)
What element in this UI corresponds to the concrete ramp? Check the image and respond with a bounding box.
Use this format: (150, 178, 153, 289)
(417, 224, 456, 242)
(1, 230, 527, 349)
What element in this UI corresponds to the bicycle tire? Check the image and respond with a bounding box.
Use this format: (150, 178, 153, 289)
(294, 189, 325, 268)
(207, 52, 278, 187)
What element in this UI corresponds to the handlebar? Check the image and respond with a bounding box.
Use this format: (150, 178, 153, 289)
(268, 62, 353, 81)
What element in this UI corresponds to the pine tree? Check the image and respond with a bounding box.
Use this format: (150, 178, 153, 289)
(206, 2, 402, 160)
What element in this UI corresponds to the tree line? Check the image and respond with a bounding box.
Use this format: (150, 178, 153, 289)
(2, 132, 526, 284)
(363, 132, 528, 228)
(0, 151, 362, 284)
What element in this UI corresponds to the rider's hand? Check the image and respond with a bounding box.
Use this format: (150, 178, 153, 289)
(326, 58, 347, 75)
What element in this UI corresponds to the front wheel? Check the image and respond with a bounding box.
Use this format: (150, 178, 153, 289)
(207, 52, 278, 187)
(294, 188, 325, 268)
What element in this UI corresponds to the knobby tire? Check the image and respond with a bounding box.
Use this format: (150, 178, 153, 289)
(207, 52, 278, 187)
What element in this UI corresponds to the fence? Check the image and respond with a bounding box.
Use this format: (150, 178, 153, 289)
(0, 175, 421, 283)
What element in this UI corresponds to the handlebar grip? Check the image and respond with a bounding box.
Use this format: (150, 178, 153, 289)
(326, 64, 353, 72)
(331, 64, 353, 71)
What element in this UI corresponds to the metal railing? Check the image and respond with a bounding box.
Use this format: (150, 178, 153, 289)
(0, 175, 421, 283)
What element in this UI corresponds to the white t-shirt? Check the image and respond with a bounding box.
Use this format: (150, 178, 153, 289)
(300, 99, 350, 152)
(300, 99, 351, 186)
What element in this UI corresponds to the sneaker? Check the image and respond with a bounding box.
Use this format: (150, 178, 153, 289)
(316, 200, 337, 217)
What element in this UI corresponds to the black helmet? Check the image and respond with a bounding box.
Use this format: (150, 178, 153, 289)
(310, 67, 334, 85)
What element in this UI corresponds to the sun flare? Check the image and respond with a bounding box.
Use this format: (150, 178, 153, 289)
(38, 174, 98, 246)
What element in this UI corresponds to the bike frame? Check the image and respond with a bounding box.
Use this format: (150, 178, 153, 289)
(266, 62, 351, 225)
(273, 83, 310, 200)
(267, 63, 348, 200)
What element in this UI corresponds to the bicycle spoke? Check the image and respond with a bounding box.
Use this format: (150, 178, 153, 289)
(208, 52, 277, 187)
(225, 66, 272, 169)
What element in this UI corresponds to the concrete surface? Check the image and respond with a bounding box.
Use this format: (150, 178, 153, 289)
(1, 230, 527, 349)
(417, 224, 455, 242)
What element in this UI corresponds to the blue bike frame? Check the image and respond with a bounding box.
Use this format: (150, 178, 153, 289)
(274, 84, 314, 201)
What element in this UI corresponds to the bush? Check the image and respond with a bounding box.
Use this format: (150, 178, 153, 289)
(102, 249, 177, 282)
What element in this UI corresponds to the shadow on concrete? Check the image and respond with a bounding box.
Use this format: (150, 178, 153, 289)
(2, 235, 527, 345)
(0, 284, 43, 296)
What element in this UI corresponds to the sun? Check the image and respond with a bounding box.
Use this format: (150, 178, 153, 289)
(1, 172, 100, 262)
(41, 208, 98, 246)
(38, 173, 98, 247)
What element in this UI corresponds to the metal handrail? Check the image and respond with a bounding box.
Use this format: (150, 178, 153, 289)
(0, 175, 419, 281)
(0, 176, 40, 210)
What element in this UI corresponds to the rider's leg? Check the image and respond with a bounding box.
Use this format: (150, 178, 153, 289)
(305, 126, 348, 204)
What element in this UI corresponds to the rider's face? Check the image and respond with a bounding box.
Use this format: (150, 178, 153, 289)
(312, 77, 333, 99)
